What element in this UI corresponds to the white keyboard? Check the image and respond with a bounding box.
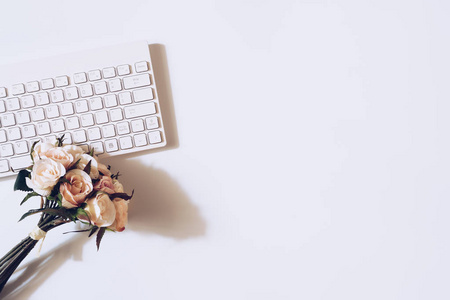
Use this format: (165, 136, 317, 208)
(0, 41, 167, 178)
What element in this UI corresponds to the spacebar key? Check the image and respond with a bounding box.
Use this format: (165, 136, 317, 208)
(10, 155, 32, 171)
(124, 102, 156, 119)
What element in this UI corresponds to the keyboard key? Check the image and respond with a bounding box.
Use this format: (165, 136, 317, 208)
(79, 84, 94, 97)
(21, 95, 35, 108)
(16, 111, 31, 124)
(117, 64, 131, 76)
(67, 117, 80, 130)
(73, 130, 87, 143)
(109, 108, 123, 122)
(75, 99, 89, 113)
(89, 97, 103, 110)
(95, 111, 108, 124)
(116, 122, 130, 135)
(108, 78, 122, 92)
(145, 116, 159, 129)
(37, 122, 51, 135)
(88, 70, 102, 81)
(131, 119, 145, 132)
(81, 114, 94, 127)
(26, 81, 40, 93)
(41, 78, 55, 90)
(31, 108, 45, 121)
(118, 92, 132, 105)
(102, 125, 115, 138)
(0, 100, 5, 112)
(0, 160, 9, 172)
(45, 105, 60, 118)
(50, 90, 64, 103)
(51, 119, 65, 132)
(74, 72, 87, 84)
(10, 155, 32, 171)
(0, 130, 6, 142)
(90, 141, 104, 154)
(42, 135, 57, 144)
(119, 136, 133, 149)
(22, 125, 36, 138)
(1, 114, 16, 127)
(133, 87, 154, 102)
(124, 102, 156, 119)
(123, 74, 151, 89)
(104, 94, 117, 107)
(134, 133, 147, 147)
(148, 131, 162, 144)
(135, 61, 149, 73)
(0, 144, 14, 157)
(14, 141, 28, 154)
(105, 139, 119, 152)
(65, 86, 79, 100)
(103, 67, 116, 78)
(7, 127, 21, 141)
(0, 87, 7, 98)
(56, 76, 69, 87)
(87, 127, 101, 140)
(34, 91, 50, 105)
(60, 102, 74, 116)
(94, 81, 108, 95)
(12, 84, 25, 95)
(6, 98, 20, 111)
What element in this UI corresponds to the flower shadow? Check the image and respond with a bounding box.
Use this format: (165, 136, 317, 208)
(1, 158, 205, 298)
(1, 234, 86, 300)
(104, 157, 206, 239)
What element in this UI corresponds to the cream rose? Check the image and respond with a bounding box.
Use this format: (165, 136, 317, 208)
(76, 154, 99, 179)
(81, 193, 116, 227)
(60, 169, 93, 208)
(43, 147, 74, 169)
(31, 142, 55, 161)
(62, 145, 85, 166)
(26, 158, 66, 196)
(112, 179, 124, 193)
(109, 199, 128, 232)
(93, 175, 115, 194)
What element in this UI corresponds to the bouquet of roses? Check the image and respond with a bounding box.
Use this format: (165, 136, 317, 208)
(0, 136, 133, 293)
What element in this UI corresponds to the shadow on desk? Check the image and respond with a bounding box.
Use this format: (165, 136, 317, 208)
(1, 161, 206, 299)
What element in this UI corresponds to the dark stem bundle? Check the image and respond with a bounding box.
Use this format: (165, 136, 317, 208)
(0, 199, 69, 294)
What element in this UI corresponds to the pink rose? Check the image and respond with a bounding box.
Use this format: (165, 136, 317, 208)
(93, 175, 115, 194)
(60, 169, 93, 208)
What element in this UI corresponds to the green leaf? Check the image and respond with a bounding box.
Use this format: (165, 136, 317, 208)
(83, 159, 92, 175)
(20, 191, 40, 205)
(57, 193, 63, 206)
(89, 226, 99, 237)
(108, 190, 134, 201)
(76, 207, 91, 224)
(56, 134, 65, 147)
(19, 207, 74, 222)
(63, 228, 91, 234)
(96, 227, 106, 251)
(14, 170, 33, 192)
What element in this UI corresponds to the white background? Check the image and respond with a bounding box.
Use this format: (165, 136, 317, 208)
(0, 0, 449, 299)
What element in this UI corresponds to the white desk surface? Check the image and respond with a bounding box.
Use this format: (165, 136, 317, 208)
(0, 1, 449, 299)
